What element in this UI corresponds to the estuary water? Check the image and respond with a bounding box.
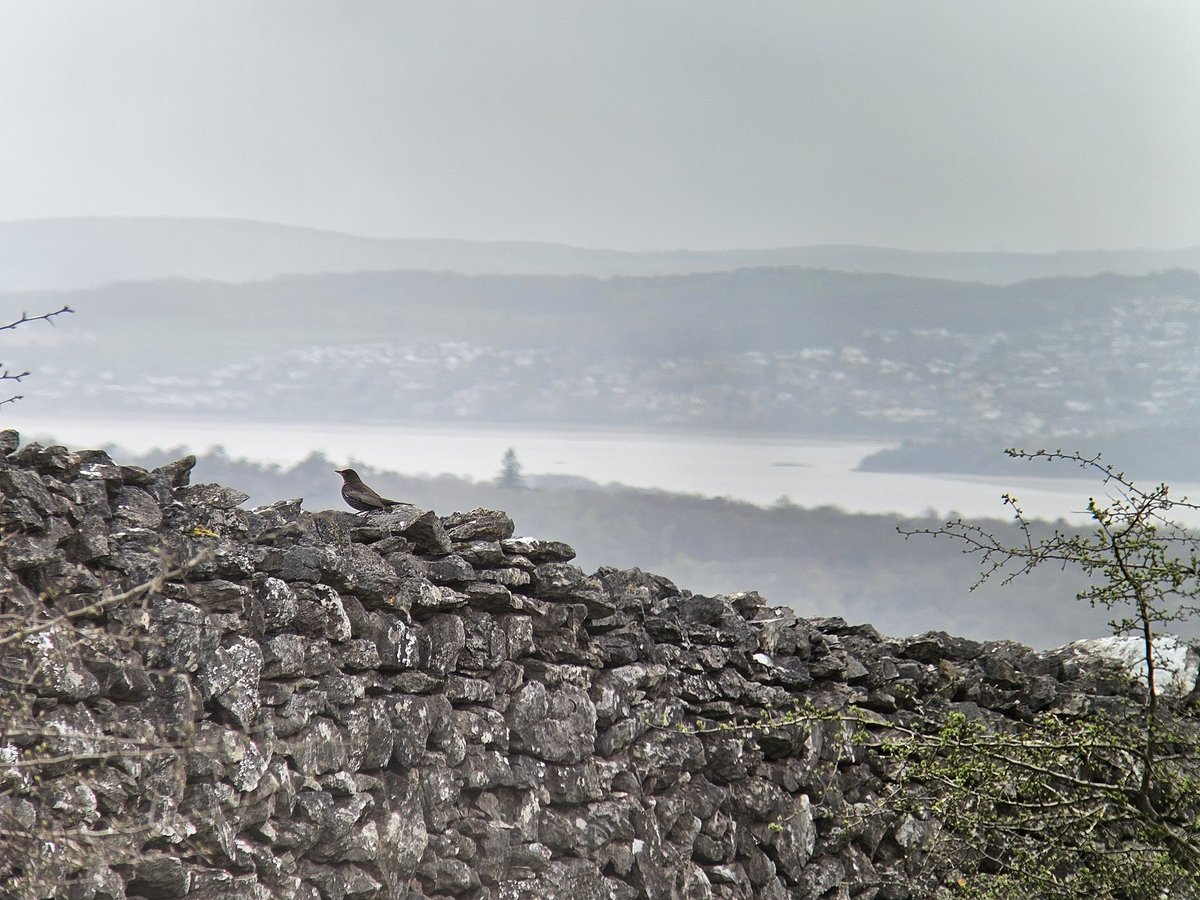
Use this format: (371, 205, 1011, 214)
(14, 414, 1195, 525)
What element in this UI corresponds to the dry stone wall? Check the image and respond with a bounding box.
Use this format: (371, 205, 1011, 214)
(0, 430, 1192, 900)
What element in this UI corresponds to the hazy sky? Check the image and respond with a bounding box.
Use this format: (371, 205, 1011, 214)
(1, 1, 1198, 252)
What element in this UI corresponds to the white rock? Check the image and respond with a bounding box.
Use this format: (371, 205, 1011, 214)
(1063, 634, 1199, 696)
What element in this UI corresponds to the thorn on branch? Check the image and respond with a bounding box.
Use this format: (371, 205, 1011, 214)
(0, 305, 74, 332)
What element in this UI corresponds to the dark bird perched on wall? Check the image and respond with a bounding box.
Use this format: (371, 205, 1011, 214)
(335, 468, 400, 515)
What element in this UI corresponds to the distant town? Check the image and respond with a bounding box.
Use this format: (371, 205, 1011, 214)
(37, 285, 1200, 464)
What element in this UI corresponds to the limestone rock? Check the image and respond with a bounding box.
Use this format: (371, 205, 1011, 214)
(0, 430, 1190, 900)
(443, 507, 516, 542)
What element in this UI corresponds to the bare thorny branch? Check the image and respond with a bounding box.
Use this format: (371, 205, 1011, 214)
(0, 538, 221, 896)
(0, 550, 211, 650)
(0, 304, 74, 407)
(0, 306, 74, 334)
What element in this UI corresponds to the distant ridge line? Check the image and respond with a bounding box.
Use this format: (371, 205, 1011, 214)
(1, 215, 1198, 291)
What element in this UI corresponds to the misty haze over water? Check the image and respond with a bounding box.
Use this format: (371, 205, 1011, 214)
(19, 414, 1151, 526)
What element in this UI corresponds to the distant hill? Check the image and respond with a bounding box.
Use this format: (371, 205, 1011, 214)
(8, 265, 1200, 458)
(3, 216, 1200, 289)
(858, 424, 1200, 484)
(13, 264, 1198, 363)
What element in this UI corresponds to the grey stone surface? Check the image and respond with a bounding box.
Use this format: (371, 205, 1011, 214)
(1, 429, 1193, 899)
